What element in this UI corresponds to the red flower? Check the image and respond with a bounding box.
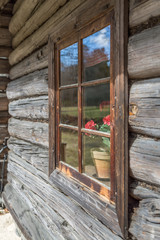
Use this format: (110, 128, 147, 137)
(103, 115, 110, 126)
(85, 120, 97, 131)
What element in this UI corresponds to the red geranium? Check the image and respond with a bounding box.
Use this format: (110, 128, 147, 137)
(85, 120, 97, 131)
(103, 115, 110, 126)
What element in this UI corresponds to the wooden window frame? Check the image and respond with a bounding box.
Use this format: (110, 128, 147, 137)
(48, 0, 128, 238)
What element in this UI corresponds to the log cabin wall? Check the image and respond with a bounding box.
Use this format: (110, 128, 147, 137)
(1, 0, 160, 239)
(0, 1, 12, 192)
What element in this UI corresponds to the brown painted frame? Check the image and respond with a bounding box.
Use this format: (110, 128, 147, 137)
(48, 0, 128, 238)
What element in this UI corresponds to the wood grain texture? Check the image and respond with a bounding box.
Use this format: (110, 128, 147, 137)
(8, 118, 48, 148)
(128, 25, 160, 79)
(8, 136, 48, 174)
(12, 0, 67, 48)
(12, 0, 23, 14)
(10, 45, 48, 80)
(0, 47, 12, 58)
(129, 78, 160, 138)
(9, 0, 43, 36)
(129, 0, 160, 28)
(0, 77, 10, 90)
(9, 95, 48, 120)
(7, 152, 122, 240)
(7, 68, 48, 100)
(0, 28, 11, 47)
(129, 135, 160, 186)
(0, 15, 11, 27)
(0, 111, 9, 124)
(0, 96, 8, 111)
(0, 124, 8, 144)
(0, 59, 10, 74)
(129, 198, 160, 240)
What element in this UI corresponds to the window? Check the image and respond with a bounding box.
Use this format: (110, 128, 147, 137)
(49, 2, 128, 238)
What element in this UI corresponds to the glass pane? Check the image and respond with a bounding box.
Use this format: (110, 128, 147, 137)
(83, 25, 110, 82)
(83, 83, 110, 133)
(82, 133, 110, 187)
(60, 88, 78, 126)
(60, 43, 78, 86)
(60, 129, 78, 170)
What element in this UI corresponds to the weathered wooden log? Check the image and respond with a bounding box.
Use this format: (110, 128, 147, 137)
(8, 118, 48, 148)
(7, 156, 122, 240)
(129, 135, 160, 186)
(12, 0, 23, 14)
(6, 68, 48, 100)
(0, 124, 8, 144)
(12, 0, 67, 48)
(0, 96, 8, 111)
(129, 78, 160, 138)
(9, 0, 44, 36)
(10, 45, 48, 80)
(0, 0, 9, 10)
(0, 77, 10, 90)
(129, 0, 160, 28)
(0, 59, 10, 74)
(8, 137, 48, 174)
(0, 111, 9, 124)
(129, 198, 160, 240)
(9, 95, 48, 120)
(130, 181, 160, 201)
(0, 15, 11, 27)
(0, 28, 11, 47)
(0, 47, 12, 58)
(128, 25, 160, 79)
(9, 0, 113, 65)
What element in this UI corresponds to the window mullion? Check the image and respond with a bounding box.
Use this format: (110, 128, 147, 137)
(78, 39, 82, 173)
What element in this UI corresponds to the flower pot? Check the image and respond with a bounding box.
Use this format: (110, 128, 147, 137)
(91, 149, 110, 179)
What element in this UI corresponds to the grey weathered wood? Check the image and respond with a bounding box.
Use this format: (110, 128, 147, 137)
(9, 0, 93, 65)
(8, 137, 48, 174)
(8, 118, 48, 148)
(0, 28, 11, 47)
(130, 181, 160, 200)
(10, 45, 48, 80)
(6, 68, 48, 100)
(129, 198, 160, 240)
(9, 95, 48, 120)
(128, 25, 160, 79)
(9, 0, 43, 36)
(12, 0, 67, 48)
(129, 135, 160, 186)
(50, 169, 121, 236)
(7, 156, 122, 240)
(129, 0, 160, 28)
(129, 78, 160, 138)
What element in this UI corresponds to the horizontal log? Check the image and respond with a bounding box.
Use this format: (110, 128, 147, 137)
(8, 137, 48, 174)
(129, 78, 160, 138)
(0, 59, 10, 74)
(9, 95, 48, 120)
(0, 15, 11, 27)
(0, 111, 10, 124)
(7, 68, 48, 100)
(0, 28, 11, 47)
(9, 0, 113, 65)
(7, 154, 121, 240)
(12, 0, 67, 48)
(8, 118, 48, 148)
(130, 181, 160, 200)
(128, 25, 160, 79)
(10, 45, 48, 80)
(0, 124, 8, 144)
(129, 198, 160, 240)
(0, 77, 10, 90)
(129, 0, 160, 28)
(0, 96, 8, 111)
(9, 0, 43, 36)
(12, 0, 23, 14)
(129, 135, 160, 186)
(0, 47, 12, 58)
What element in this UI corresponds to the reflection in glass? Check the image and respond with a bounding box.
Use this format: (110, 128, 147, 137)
(83, 83, 110, 129)
(60, 88, 78, 126)
(60, 129, 78, 169)
(83, 25, 110, 82)
(82, 134, 110, 187)
(60, 43, 78, 86)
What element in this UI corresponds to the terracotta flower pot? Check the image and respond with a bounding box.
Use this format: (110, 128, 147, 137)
(91, 149, 110, 179)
